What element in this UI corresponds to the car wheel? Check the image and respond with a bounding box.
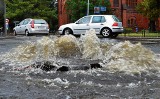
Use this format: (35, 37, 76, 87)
(63, 28, 73, 35)
(111, 34, 118, 38)
(101, 28, 112, 38)
(13, 30, 17, 36)
(25, 30, 30, 36)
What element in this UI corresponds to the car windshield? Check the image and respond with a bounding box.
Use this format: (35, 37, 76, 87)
(34, 19, 47, 24)
(112, 15, 121, 22)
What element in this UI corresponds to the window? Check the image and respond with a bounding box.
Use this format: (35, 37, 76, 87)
(112, 15, 120, 22)
(19, 20, 25, 25)
(113, 0, 119, 7)
(92, 16, 106, 23)
(128, 18, 136, 27)
(78, 16, 91, 24)
(23, 19, 30, 25)
(126, 0, 137, 8)
(34, 19, 47, 24)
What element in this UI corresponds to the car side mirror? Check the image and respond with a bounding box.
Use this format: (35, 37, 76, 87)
(75, 22, 79, 24)
(16, 24, 20, 26)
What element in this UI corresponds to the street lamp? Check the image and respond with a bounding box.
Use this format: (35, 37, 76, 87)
(1, 0, 7, 36)
(87, 0, 89, 15)
(4, 0, 7, 36)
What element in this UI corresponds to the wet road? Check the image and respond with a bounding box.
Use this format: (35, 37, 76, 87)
(0, 35, 160, 99)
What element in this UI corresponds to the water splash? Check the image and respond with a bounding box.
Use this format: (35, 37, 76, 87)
(80, 29, 103, 60)
(0, 30, 160, 74)
(101, 41, 160, 74)
(54, 34, 80, 57)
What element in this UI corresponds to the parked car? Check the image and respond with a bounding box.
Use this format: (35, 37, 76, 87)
(58, 15, 124, 38)
(13, 18, 49, 36)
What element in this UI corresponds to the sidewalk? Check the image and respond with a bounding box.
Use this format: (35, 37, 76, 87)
(1, 33, 160, 40)
(117, 36, 160, 44)
(0, 36, 15, 39)
(118, 36, 160, 40)
(0, 33, 15, 39)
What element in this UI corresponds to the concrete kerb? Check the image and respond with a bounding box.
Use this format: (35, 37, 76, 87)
(117, 36, 160, 44)
(0, 36, 15, 39)
(0, 32, 15, 39)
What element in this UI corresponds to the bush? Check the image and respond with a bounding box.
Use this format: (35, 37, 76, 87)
(124, 28, 133, 33)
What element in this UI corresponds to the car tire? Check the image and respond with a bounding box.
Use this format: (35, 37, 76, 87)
(13, 30, 17, 36)
(111, 34, 118, 38)
(101, 28, 112, 38)
(63, 28, 73, 35)
(25, 30, 30, 36)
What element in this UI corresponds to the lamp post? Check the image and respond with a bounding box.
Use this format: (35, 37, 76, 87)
(0, 0, 7, 36)
(87, 0, 89, 15)
(3, 0, 7, 36)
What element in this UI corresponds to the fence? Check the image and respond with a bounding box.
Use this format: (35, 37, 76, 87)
(121, 28, 160, 37)
(0, 27, 3, 36)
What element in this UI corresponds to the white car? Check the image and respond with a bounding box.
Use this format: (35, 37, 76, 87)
(58, 15, 124, 38)
(13, 18, 49, 36)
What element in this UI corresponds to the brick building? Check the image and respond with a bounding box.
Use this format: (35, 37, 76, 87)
(58, 0, 160, 31)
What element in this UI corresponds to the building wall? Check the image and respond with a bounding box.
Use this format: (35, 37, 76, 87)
(58, 0, 160, 31)
(110, 0, 150, 30)
(58, 0, 68, 27)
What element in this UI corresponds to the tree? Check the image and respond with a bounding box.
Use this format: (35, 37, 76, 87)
(136, 0, 160, 32)
(5, 0, 58, 31)
(0, 0, 5, 28)
(65, 0, 111, 22)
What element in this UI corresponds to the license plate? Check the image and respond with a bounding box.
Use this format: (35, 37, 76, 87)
(38, 26, 45, 29)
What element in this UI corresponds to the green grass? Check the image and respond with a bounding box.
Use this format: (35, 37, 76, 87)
(119, 32, 160, 37)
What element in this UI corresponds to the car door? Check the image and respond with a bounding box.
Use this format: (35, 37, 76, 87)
(72, 16, 91, 34)
(89, 16, 106, 34)
(20, 19, 30, 34)
(15, 20, 25, 34)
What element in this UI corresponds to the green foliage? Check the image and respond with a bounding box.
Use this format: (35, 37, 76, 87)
(136, 0, 160, 31)
(124, 28, 133, 33)
(65, 0, 111, 22)
(136, 0, 160, 21)
(5, 0, 58, 31)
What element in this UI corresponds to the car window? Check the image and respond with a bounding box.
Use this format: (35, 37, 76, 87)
(34, 19, 47, 24)
(112, 15, 120, 22)
(92, 16, 106, 23)
(23, 19, 30, 25)
(77, 16, 91, 24)
(101, 16, 106, 22)
(19, 20, 25, 25)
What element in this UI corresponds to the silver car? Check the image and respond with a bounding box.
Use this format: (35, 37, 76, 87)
(58, 15, 124, 38)
(13, 18, 49, 36)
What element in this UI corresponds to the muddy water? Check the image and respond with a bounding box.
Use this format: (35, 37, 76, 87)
(1, 29, 160, 99)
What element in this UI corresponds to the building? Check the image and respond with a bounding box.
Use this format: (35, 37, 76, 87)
(58, 0, 160, 31)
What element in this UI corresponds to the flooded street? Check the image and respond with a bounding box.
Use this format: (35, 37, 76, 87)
(1, 30, 160, 99)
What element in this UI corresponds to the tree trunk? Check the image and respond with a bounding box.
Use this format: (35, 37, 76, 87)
(149, 20, 156, 32)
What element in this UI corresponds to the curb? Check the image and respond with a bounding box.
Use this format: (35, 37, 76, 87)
(0, 36, 15, 39)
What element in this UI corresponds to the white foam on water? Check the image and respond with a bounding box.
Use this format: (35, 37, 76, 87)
(41, 78, 70, 88)
(54, 34, 80, 57)
(80, 29, 103, 60)
(0, 67, 5, 71)
(80, 80, 94, 86)
(0, 36, 80, 70)
(53, 78, 69, 85)
(125, 83, 139, 88)
(101, 41, 160, 74)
